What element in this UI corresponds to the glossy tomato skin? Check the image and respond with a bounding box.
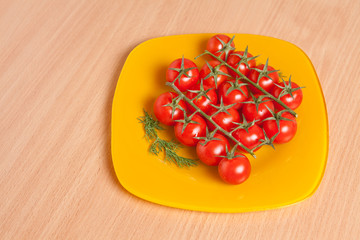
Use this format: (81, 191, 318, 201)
(232, 124, 265, 152)
(207, 108, 241, 132)
(218, 155, 251, 185)
(200, 60, 229, 89)
(166, 58, 199, 92)
(242, 94, 274, 124)
(174, 114, 206, 147)
(263, 112, 297, 144)
(271, 81, 303, 110)
(153, 92, 187, 126)
(186, 87, 218, 114)
(206, 34, 235, 61)
(227, 51, 256, 78)
(248, 64, 279, 94)
(196, 134, 230, 166)
(218, 80, 249, 110)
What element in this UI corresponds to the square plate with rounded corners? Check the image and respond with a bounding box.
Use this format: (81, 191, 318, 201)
(111, 34, 328, 213)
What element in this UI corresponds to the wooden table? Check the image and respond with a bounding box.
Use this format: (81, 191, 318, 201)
(1, 0, 359, 239)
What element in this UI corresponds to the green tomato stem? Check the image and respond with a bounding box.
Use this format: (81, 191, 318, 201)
(166, 82, 256, 158)
(204, 50, 298, 117)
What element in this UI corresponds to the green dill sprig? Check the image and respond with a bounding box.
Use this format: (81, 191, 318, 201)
(138, 109, 198, 167)
(137, 109, 163, 140)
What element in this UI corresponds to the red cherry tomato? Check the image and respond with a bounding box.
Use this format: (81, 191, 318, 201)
(218, 80, 248, 110)
(248, 64, 279, 94)
(232, 124, 264, 152)
(196, 133, 230, 166)
(206, 34, 235, 61)
(186, 84, 218, 114)
(263, 112, 297, 144)
(174, 114, 206, 146)
(166, 57, 199, 92)
(200, 60, 229, 89)
(242, 94, 274, 124)
(218, 154, 251, 185)
(153, 92, 187, 126)
(207, 108, 241, 132)
(271, 81, 303, 110)
(227, 51, 256, 78)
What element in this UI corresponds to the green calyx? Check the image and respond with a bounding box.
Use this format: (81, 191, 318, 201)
(275, 75, 305, 99)
(169, 55, 197, 85)
(230, 46, 259, 71)
(242, 92, 271, 113)
(225, 78, 248, 96)
(230, 115, 258, 134)
(175, 111, 200, 134)
(261, 107, 295, 146)
(187, 79, 213, 101)
(216, 35, 236, 61)
(163, 95, 185, 120)
(195, 127, 221, 145)
(262, 107, 294, 123)
(203, 61, 231, 88)
(219, 144, 245, 160)
(259, 108, 294, 149)
(258, 129, 277, 150)
(210, 97, 236, 116)
(252, 58, 278, 84)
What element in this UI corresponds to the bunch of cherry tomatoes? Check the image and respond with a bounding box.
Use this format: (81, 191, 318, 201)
(153, 34, 303, 185)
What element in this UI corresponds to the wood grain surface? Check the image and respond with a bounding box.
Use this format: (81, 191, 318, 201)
(1, 0, 359, 239)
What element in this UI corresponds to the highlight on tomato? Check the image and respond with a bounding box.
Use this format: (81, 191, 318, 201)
(218, 153, 251, 185)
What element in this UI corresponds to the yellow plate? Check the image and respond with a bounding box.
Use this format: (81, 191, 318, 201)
(111, 34, 328, 212)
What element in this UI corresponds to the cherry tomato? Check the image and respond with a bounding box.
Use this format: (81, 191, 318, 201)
(200, 60, 229, 89)
(218, 79, 248, 110)
(271, 81, 303, 110)
(248, 64, 279, 94)
(207, 108, 241, 132)
(174, 114, 206, 146)
(186, 84, 218, 114)
(232, 124, 264, 152)
(166, 57, 199, 92)
(218, 154, 251, 185)
(206, 34, 235, 61)
(196, 133, 230, 166)
(227, 51, 256, 78)
(263, 112, 297, 144)
(242, 94, 274, 124)
(153, 92, 187, 126)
